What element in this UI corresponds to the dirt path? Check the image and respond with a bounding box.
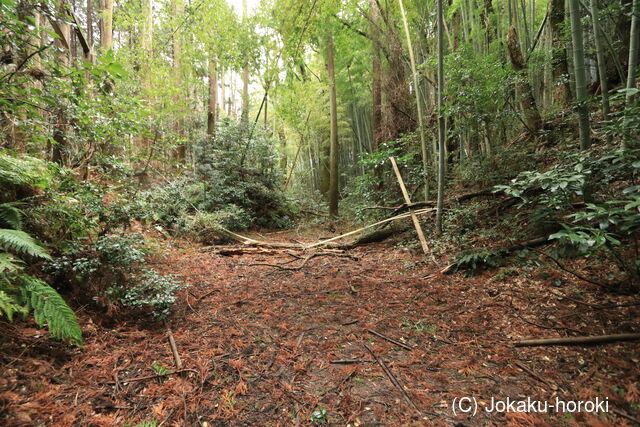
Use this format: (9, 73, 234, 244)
(2, 234, 639, 426)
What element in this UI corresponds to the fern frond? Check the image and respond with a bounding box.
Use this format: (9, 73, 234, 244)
(0, 289, 27, 321)
(0, 252, 23, 273)
(18, 276, 83, 346)
(0, 203, 23, 229)
(0, 229, 51, 260)
(0, 154, 52, 188)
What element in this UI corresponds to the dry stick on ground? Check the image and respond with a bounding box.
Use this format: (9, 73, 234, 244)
(549, 289, 640, 309)
(513, 361, 556, 389)
(368, 329, 414, 351)
(165, 324, 183, 369)
(330, 359, 376, 364)
(515, 333, 640, 347)
(611, 408, 640, 424)
(363, 344, 422, 416)
(112, 369, 200, 384)
(531, 247, 613, 289)
(246, 251, 358, 271)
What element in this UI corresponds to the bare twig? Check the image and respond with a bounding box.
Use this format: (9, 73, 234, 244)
(166, 326, 183, 369)
(513, 361, 556, 389)
(368, 329, 414, 351)
(363, 344, 422, 416)
(113, 369, 199, 384)
(515, 333, 640, 347)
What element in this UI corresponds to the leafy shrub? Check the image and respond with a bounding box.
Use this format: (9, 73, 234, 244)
(107, 269, 184, 319)
(133, 122, 296, 232)
(452, 249, 501, 277)
(48, 233, 184, 319)
(496, 148, 640, 288)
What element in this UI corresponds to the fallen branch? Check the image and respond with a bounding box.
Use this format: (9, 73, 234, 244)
(245, 251, 358, 271)
(113, 369, 199, 384)
(330, 359, 376, 364)
(513, 361, 556, 389)
(515, 333, 640, 347)
(363, 344, 422, 416)
(166, 326, 183, 369)
(368, 329, 414, 351)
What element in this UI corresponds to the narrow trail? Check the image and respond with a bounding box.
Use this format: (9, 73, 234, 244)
(3, 232, 639, 425)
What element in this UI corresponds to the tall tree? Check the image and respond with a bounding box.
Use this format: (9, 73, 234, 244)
(52, 0, 71, 164)
(241, 0, 249, 123)
(624, 0, 640, 145)
(326, 28, 339, 218)
(590, 0, 610, 120)
(207, 57, 218, 136)
(436, 0, 445, 234)
(398, 0, 430, 201)
(568, 0, 591, 149)
(548, 0, 571, 107)
(99, 0, 113, 51)
(370, 0, 382, 151)
(506, 26, 542, 134)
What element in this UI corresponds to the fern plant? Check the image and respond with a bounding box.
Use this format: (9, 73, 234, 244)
(0, 202, 83, 346)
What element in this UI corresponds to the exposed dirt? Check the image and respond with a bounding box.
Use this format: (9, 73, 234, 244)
(1, 231, 639, 426)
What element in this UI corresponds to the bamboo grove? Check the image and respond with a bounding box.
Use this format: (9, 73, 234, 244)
(1, 0, 639, 218)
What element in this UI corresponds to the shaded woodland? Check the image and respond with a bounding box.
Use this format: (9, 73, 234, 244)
(1, 0, 640, 424)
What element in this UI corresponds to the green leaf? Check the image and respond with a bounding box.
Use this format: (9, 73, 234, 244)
(18, 276, 83, 346)
(0, 229, 51, 259)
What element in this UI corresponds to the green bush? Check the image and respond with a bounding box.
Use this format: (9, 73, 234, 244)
(48, 233, 184, 319)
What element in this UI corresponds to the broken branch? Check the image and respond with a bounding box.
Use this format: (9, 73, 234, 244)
(515, 333, 640, 347)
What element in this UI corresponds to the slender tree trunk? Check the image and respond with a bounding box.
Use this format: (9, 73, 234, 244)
(370, 0, 382, 151)
(220, 69, 226, 118)
(548, 0, 571, 106)
(173, 0, 185, 160)
(99, 0, 113, 51)
(436, 0, 446, 234)
(327, 29, 339, 218)
(87, 0, 93, 49)
(52, 0, 71, 165)
(590, 0, 609, 120)
(207, 57, 218, 136)
(624, 0, 640, 145)
(399, 0, 430, 201)
(506, 26, 542, 134)
(568, 0, 591, 149)
(241, 0, 249, 124)
(139, 0, 153, 154)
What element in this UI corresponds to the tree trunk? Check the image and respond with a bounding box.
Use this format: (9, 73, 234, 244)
(87, 0, 93, 49)
(436, 0, 446, 234)
(548, 0, 571, 107)
(624, 0, 640, 145)
(220, 68, 226, 118)
(207, 57, 218, 136)
(327, 29, 339, 218)
(506, 26, 542, 134)
(173, 0, 185, 161)
(52, 0, 71, 165)
(99, 0, 113, 51)
(140, 0, 153, 153)
(568, 0, 591, 150)
(398, 0, 430, 201)
(241, 0, 249, 124)
(590, 0, 610, 120)
(370, 0, 382, 151)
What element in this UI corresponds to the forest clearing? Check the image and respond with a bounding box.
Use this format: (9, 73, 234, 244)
(1, 0, 640, 425)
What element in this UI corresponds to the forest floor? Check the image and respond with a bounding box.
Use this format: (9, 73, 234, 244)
(1, 228, 640, 426)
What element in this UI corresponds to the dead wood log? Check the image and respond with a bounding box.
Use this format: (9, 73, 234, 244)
(363, 344, 422, 416)
(515, 333, 640, 347)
